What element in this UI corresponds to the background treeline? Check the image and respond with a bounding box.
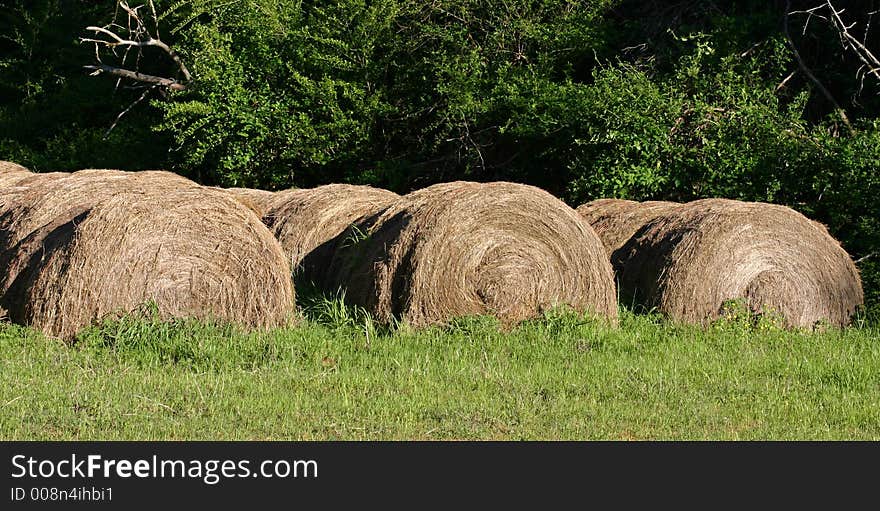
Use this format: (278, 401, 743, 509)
(1, 0, 879, 317)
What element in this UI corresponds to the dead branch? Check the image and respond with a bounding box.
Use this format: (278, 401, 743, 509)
(83, 64, 186, 91)
(775, 70, 798, 92)
(103, 84, 159, 138)
(824, 0, 880, 83)
(790, 1, 880, 112)
(81, 1, 190, 92)
(855, 252, 877, 264)
(784, 0, 855, 135)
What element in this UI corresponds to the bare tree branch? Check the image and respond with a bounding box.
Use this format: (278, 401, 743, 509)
(855, 252, 877, 264)
(81, 1, 190, 92)
(824, 0, 880, 83)
(791, 1, 880, 115)
(103, 84, 159, 138)
(81, 25, 191, 83)
(83, 64, 187, 91)
(81, 1, 191, 136)
(785, 0, 855, 135)
(775, 69, 798, 92)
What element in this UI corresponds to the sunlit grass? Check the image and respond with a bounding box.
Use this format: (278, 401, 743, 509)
(1, 300, 878, 440)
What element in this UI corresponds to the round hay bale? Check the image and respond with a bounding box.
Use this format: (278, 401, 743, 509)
(1, 183, 294, 339)
(576, 198, 682, 259)
(263, 184, 400, 287)
(224, 187, 277, 217)
(615, 198, 863, 328)
(325, 181, 618, 327)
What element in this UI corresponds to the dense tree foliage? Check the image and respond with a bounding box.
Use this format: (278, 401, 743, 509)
(1, 0, 879, 316)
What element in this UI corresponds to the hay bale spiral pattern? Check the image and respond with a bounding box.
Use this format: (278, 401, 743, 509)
(0, 170, 294, 338)
(615, 198, 863, 327)
(326, 181, 618, 327)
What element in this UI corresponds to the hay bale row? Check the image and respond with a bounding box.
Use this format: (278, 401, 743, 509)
(324, 181, 619, 327)
(1, 168, 295, 339)
(15, 159, 856, 332)
(577, 197, 864, 328)
(6, 166, 618, 333)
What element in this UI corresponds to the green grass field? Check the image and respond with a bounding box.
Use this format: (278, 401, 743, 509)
(1, 303, 878, 440)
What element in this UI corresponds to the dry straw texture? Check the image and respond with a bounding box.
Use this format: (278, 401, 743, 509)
(1, 170, 195, 242)
(576, 198, 682, 257)
(0, 161, 29, 173)
(326, 181, 618, 327)
(0, 161, 31, 187)
(615, 198, 863, 328)
(224, 187, 277, 217)
(0, 169, 294, 339)
(264, 184, 400, 286)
